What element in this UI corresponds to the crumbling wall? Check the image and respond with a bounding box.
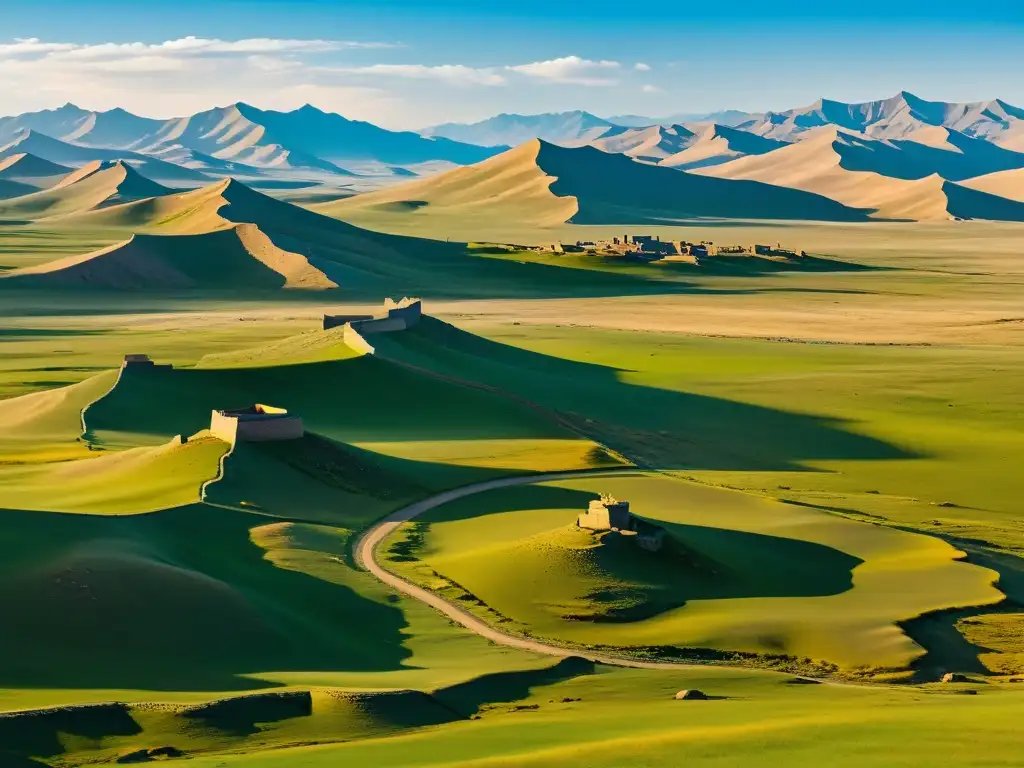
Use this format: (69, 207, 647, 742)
(236, 416, 303, 442)
(209, 410, 240, 444)
(323, 313, 373, 331)
(324, 298, 422, 336)
(209, 406, 304, 444)
(384, 297, 423, 327)
(350, 297, 423, 335)
(344, 324, 376, 355)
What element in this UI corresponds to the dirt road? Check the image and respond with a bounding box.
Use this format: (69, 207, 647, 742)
(353, 469, 718, 670)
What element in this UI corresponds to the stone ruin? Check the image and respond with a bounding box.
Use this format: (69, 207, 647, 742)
(323, 297, 422, 334)
(577, 495, 632, 531)
(120, 353, 172, 372)
(209, 404, 304, 445)
(576, 495, 667, 552)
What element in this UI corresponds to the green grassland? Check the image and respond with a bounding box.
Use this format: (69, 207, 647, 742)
(1, 214, 1023, 766)
(382, 473, 1000, 670)
(7, 662, 1024, 767)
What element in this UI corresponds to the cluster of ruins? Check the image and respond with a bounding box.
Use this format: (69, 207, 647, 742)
(118, 298, 427, 451)
(525, 237, 805, 265)
(577, 496, 667, 552)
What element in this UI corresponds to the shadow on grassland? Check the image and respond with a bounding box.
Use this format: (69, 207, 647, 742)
(84, 352, 582, 449)
(0, 503, 412, 692)
(432, 656, 596, 717)
(404, 483, 862, 621)
(368, 316, 919, 471)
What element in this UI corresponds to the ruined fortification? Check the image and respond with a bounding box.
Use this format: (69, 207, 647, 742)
(210, 404, 304, 444)
(322, 312, 374, 331)
(577, 496, 632, 531)
(323, 297, 422, 334)
(577, 496, 667, 552)
(120, 353, 172, 372)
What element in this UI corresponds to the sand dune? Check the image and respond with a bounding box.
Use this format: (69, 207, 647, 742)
(0, 153, 73, 190)
(315, 140, 579, 227)
(699, 129, 1024, 221)
(5, 224, 337, 290)
(50, 177, 432, 290)
(321, 138, 869, 226)
(960, 168, 1024, 202)
(590, 124, 697, 162)
(660, 125, 789, 171)
(0, 160, 174, 220)
(890, 127, 1024, 180)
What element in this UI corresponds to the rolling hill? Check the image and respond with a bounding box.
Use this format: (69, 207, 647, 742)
(7, 177, 411, 289)
(5, 224, 338, 290)
(697, 128, 1024, 221)
(320, 138, 871, 226)
(0, 160, 174, 221)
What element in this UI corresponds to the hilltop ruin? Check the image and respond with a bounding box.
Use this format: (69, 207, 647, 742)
(210, 404, 304, 444)
(120, 353, 172, 372)
(577, 496, 666, 552)
(323, 297, 422, 334)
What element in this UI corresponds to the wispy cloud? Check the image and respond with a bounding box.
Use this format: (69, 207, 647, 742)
(635, 62, 652, 71)
(0, 36, 403, 123)
(0, 36, 395, 60)
(507, 55, 621, 86)
(642, 84, 662, 93)
(336, 63, 506, 86)
(0, 38, 78, 56)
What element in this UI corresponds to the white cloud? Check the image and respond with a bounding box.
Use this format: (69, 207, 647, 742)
(507, 55, 621, 86)
(337, 63, 505, 86)
(642, 84, 662, 93)
(0, 36, 404, 124)
(0, 38, 77, 56)
(635, 62, 651, 71)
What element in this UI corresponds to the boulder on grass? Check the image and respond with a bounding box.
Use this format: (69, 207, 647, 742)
(674, 689, 708, 700)
(941, 672, 969, 683)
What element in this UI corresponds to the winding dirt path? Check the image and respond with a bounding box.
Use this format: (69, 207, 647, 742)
(353, 470, 901, 692)
(354, 468, 724, 671)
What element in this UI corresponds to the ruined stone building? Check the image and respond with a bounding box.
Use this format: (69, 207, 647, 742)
(121, 354, 172, 372)
(577, 497, 633, 531)
(210, 404, 304, 444)
(577, 496, 667, 552)
(323, 297, 423, 334)
(321, 312, 374, 331)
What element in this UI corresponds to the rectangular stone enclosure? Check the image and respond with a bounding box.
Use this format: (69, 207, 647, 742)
(210, 404, 304, 444)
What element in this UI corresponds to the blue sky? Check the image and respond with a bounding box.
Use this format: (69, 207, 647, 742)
(0, 0, 1021, 127)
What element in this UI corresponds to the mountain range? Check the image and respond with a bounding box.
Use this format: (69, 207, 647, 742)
(422, 93, 1024, 151)
(0, 91, 1022, 225)
(0, 102, 503, 177)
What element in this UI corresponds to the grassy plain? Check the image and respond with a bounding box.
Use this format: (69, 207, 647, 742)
(382, 474, 1000, 669)
(1, 214, 1023, 765)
